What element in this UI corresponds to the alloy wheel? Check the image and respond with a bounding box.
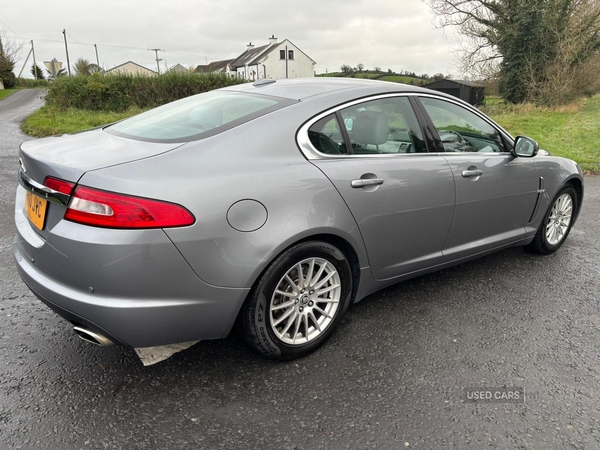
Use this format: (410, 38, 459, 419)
(269, 257, 341, 346)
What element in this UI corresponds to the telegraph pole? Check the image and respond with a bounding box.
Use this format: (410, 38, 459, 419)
(94, 44, 100, 68)
(0, 37, 4, 58)
(31, 40, 39, 79)
(62, 29, 71, 75)
(149, 48, 163, 75)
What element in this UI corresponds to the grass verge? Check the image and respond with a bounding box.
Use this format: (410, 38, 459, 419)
(483, 95, 600, 173)
(0, 89, 17, 101)
(21, 106, 147, 137)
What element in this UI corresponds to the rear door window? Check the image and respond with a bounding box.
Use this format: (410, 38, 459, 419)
(339, 97, 427, 154)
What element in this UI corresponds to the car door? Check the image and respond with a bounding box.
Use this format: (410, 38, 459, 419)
(299, 95, 456, 281)
(416, 96, 539, 261)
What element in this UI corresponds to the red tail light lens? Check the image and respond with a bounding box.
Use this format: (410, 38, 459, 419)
(44, 177, 75, 195)
(64, 186, 195, 229)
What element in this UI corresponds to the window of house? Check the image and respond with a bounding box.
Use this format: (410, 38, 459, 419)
(339, 97, 426, 154)
(280, 50, 286, 60)
(308, 114, 348, 155)
(419, 97, 506, 153)
(288, 50, 294, 60)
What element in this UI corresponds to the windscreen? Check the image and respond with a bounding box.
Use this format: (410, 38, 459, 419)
(105, 91, 291, 143)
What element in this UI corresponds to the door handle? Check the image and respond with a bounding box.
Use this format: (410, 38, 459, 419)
(461, 169, 483, 178)
(351, 178, 384, 188)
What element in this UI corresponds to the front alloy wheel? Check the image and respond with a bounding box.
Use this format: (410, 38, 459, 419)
(528, 184, 578, 254)
(241, 241, 353, 360)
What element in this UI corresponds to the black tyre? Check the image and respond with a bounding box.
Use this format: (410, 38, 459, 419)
(240, 241, 353, 361)
(528, 184, 577, 255)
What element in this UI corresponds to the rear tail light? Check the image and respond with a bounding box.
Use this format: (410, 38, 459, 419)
(64, 186, 195, 229)
(44, 177, 75, 195)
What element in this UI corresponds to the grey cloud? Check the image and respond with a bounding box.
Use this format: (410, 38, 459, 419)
(6, 0, 459, 76)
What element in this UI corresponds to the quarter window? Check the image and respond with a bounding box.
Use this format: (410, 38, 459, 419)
(288, 50, 294, 60)
(339, 97, 426, 154)
(419, 97, 506, 153)
(280, 50, 285, 59)
(308, 114, 348, 155)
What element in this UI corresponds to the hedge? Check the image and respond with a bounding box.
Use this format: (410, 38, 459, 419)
(15, 78, 50, 88)
(45, 72, 246, 112)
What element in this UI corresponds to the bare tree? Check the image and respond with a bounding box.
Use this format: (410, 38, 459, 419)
(0, 31, 23, 88)
(357, 63, 364, 72)
(428, 0, 600, 104)
(0, 30, 23, 64)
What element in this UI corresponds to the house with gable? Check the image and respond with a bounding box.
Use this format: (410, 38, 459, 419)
(229, 35, 315, 80)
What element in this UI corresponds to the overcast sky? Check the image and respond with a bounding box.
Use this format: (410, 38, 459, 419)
(2, 0, 460, 78)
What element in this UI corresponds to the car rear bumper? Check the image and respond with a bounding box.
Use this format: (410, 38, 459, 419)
(14, 243, 249, 347)
(13, 187, 250, 348)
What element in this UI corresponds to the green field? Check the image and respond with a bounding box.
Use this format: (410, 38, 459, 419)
(317, 72, 424, 84)
(22, 106, 147, 137)
(483, 96, 600, 172)
(0, 89, 17, 101)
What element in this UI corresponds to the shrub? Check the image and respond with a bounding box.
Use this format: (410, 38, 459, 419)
(14, 78, 50, 88)
(45, 72, 246, 112)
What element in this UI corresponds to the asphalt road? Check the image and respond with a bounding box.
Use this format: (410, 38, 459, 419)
(1, 90, 600, 449)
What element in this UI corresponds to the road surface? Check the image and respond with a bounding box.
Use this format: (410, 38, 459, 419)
(1, 90, 600, 449)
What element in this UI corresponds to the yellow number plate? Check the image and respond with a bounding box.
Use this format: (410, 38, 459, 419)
(25, 191, 48, 231)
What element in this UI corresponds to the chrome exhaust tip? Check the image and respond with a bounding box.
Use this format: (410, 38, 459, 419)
(73, 326, 114, 347)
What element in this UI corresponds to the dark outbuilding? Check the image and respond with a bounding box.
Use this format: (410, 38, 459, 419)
(423, 79, 485, 106)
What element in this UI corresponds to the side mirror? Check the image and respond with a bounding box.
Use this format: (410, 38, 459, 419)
(512, 136, 539, 158)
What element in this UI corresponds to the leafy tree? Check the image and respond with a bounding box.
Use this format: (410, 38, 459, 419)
(340, 64, 352, 74)
(429, 0, 600, 104)
(31, 63, 45, 80)
(374, 66, 382, 72)
(73, 58, 101, 76)
(357, 63, 364, 72)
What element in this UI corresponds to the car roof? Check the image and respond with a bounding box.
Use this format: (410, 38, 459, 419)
(221, 77, 436, 101)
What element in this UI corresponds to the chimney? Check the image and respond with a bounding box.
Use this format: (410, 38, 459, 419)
(247, 42, 254, 51)
(269, 35, 278, 45)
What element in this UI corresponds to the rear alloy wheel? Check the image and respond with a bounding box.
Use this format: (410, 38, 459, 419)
(241, 241, 353, 360)
(528, 185, 577, 254)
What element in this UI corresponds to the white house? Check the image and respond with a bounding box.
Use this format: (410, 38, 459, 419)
(194, 59, 233, 74)
(105, 61, 157, 76)
(229, 36, 316, 80)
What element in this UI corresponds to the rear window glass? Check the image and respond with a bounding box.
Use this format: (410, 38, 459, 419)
(105, 91, 292, 143)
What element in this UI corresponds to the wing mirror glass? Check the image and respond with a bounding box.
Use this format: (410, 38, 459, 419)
(512, 136, 539, 158)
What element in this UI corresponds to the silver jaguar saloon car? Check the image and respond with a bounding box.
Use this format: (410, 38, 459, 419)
(14, 78, 583, 360)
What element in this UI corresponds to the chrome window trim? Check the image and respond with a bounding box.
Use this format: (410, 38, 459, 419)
(297, 92, 514, 160)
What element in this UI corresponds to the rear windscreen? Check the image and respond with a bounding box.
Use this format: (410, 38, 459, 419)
(105, 91, 293, 143)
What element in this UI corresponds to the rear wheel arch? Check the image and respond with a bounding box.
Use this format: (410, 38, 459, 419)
(246, 233, 361, 304)
(234, 233, 362, 332)
(238, 237, 358, 360)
